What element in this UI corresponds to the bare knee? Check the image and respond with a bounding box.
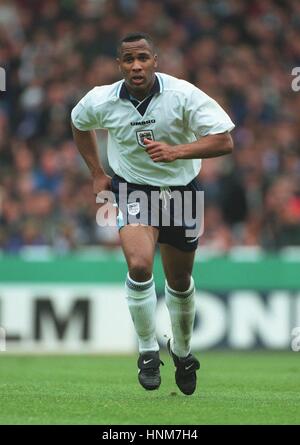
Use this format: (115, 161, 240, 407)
(128, 257, 153, 282)
(167, 273, 191, 292)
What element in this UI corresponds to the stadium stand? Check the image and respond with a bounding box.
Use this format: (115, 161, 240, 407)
(0, 0, 300, 252)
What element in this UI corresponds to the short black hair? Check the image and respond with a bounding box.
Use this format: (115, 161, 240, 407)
(117, 32, 155, 56)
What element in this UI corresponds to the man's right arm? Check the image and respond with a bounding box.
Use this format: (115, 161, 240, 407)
(71, 123, 111, 195)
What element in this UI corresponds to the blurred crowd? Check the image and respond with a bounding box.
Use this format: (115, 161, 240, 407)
(1, 0, 300, 253)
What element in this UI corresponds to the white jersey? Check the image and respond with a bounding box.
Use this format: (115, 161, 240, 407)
(71, 72, 235, 186)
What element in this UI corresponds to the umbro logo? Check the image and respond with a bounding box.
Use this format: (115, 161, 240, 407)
(143, 359, 153, 365)
(131, 119, 156, 126)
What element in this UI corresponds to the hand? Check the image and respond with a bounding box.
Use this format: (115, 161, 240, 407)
(93, 173, 112, 196)
(144, 138, 178, 162)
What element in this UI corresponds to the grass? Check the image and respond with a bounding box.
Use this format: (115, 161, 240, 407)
(0, 351, 299, 425)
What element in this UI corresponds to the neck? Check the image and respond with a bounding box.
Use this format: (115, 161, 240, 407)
(127, 75, 156, 101)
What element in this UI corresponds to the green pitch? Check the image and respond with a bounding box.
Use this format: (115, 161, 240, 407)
(0, 351, 299, 425)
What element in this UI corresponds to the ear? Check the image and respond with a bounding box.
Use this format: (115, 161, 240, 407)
(153, 54, 158, 69)
(116, 58, 121, 72)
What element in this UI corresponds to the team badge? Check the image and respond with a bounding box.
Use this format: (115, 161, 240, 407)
(127, 202, 140, 215)
(136, 130, 154, 147)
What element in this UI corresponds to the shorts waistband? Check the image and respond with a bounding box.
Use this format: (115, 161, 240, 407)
(112, 174, 198, 191)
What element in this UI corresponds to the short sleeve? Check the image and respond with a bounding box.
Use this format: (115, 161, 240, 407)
(185, 88, 235, 137)
(71, 88, 101, 131)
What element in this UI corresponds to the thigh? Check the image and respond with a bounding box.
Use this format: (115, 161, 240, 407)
(159, 243, 196, 291)
(120, 224, 159, 281)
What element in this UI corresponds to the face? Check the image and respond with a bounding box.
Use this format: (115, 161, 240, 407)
(117, 39, 158, 98)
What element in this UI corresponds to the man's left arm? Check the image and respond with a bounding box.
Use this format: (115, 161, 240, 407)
(144, 131, 233, 163)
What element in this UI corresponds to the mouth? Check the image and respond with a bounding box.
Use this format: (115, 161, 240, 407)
(131, 75, 145, 85)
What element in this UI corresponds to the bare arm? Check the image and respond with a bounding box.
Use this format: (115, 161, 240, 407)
(175, 132, 233, 159)
(71, 123, 111, 194)
(144, 132, 233, 162)
(71, 123, 105, 176)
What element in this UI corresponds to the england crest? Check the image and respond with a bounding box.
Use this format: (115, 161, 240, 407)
(127, 202, 140, 216)
(136, 130, 154, 147)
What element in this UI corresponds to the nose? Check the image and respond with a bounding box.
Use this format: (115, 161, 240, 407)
(132, 59, 142, 71)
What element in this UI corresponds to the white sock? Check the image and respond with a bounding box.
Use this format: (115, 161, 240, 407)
(165, 277, 195, 358)
(125, 273, 159, 353)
